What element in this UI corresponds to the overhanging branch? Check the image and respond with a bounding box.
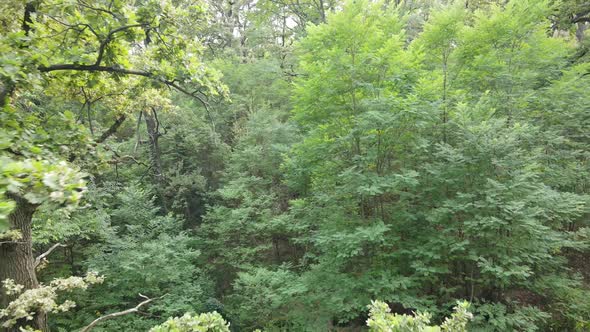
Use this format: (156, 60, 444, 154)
(38, 64, 210, 107)
(39, 64, 152, 77)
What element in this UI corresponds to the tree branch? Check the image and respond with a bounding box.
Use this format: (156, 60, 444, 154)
(0, 241, 27, 246)
(38, 64, 209, 106)
(95, 24, 148, 66)
(77, 0, 120, 19)
(102, 142, 150, 168)
(34, 243, 67, 268)
(108, 155, 150, 168)
(80, 294, 162, 332)
(45, 14, 100, 39)
(164, 80, 211, 109)
(39, 64, 153, 77)
(6, 147, 24, 157)
(97, 114, 127, 143)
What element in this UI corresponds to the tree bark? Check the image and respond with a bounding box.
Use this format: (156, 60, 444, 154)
(0, 195, 48, 332)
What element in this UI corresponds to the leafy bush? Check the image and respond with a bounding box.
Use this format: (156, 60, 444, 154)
(367, 300, 473, 332)
(149, 312, 230, 332)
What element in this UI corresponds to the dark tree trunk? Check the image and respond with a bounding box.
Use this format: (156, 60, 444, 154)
(318, 0, 326, 23)
(0, 78, 15, 109)
(1, 3, 47, 330)
(0, 195, 48, 332)
(144, 109, 168, 212)
(576, 22, 588, 43)
(97, 114, 126, 143)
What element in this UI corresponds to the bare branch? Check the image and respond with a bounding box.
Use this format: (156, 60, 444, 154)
(44, 14, 100, 39)
(108, 155, 150, 168)
(34, 243, 67, 268)
(101, 143, 150, 170)
(80, 294, 163, 332)
(77, 0, 120, 19)
(163, 79, 211, 109)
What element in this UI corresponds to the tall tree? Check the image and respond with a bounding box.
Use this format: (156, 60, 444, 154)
(0, 0, 223, 330)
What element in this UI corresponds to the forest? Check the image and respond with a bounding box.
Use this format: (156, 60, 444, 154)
(0, 0, 589, 331)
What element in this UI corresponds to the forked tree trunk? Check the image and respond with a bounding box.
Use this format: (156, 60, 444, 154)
(0, 195, 48, 332)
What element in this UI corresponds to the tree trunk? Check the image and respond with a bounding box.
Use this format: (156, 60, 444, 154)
(144, 109, 168, 213)
(318, 0, 326, 23)
(576, 22, 587, 43)
(0, 195, 48, 332)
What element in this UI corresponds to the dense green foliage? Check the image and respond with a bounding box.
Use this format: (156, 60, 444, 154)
(1, 0, 589, 331)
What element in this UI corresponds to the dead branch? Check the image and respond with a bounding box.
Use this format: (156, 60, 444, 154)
(80, 294, 163, 332)
(34, 243, 67, 268)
